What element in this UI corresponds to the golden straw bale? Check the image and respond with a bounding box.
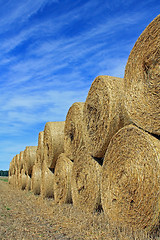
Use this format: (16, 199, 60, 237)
(36, 131, 44, 165)
(19, 151, 24, 173)
(15, 154, 20, 187)
(64, 102, 84, 160)
(43, 121, 65, 169)
(31, 162, 41, 195)
(23, 146, 37, 176)
(26, 174, 31, 191)
(19, 169, 27, 190)
(124, 15, 160, 135)
(83, 75, 127, 158)
(31, 131, 44, 195)
(54, 153, 73, 204)
(101, 124, 160, 231)
(71, 147, 102, 213)
(10, 156, 16, 176)
(41, 161, 54, 198)
(8, 175, 16, 187)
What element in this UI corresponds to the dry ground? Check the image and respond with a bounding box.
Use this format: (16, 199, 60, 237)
(0, 178, 159, 240)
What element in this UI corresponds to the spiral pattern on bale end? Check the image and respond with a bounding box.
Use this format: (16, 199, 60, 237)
(64, 102, 84, 161)
(124, 15, 160, 135)
(54, 153, 73, 204)
(43, 122, 64, 169)
(83, 75, 127, 158)
(19, 169, 27, 190)
(41, 161, 54, 198)
(71, 147, 102, 213)
(32, 162, 42, 195)
(101, 124, 160, 231)
(36, 131, 44, 166)
(23, 146, 37, 176)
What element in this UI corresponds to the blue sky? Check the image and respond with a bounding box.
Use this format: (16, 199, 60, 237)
(0, 0, 159, 170)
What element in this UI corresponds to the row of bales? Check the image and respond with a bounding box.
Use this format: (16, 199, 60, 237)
(9, 15, 160, 232)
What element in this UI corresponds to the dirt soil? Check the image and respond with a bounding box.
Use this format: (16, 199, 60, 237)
(0, 178, 159, 240)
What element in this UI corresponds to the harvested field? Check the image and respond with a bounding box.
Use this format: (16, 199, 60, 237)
(0, 179, 159, 239)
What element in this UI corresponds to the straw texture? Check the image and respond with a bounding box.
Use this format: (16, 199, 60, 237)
(20, 169, 27, 190)
(26, 175, 31, 191)
(124, 15, 160, 135)
(15, 154, 20, 187)
(41, 161, 54, 198)
(44, 122, 65, 169)
(36, 131, 44, 165)
(23, 146, 37, 176)
(101, 124, 160, 231)
(31, 162, 42, 195)
(71, 147, 102, 213)
(31, 131, 44, 195)
(19, 151, 24, 173)
(54, 153, 73, 204)
(83, 75, 126, 158)
(64, 102, 84, 160)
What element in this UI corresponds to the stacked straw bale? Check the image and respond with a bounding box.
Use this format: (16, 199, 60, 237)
(26, 175, 31, 191)
(32, 131, 44, 195)
(36, 131, 44, 165)
(9, 156, 16, 187)
(124, 14, 160, 135)
(64, 102, 84, 160)
(54, 153, 73, 204)
(44, 122, 65, 169)
(19, 151, 24, 173)
(23, 146, 37, 176)
(83, 75, 128, 158)
(101, 124, 160, 231)
(41, 161, 54, 198)
(71, 147, 102, 213)
(15, 154, 20, 187)
(19, 169, 27, 190)
(32, 163, 42, 195)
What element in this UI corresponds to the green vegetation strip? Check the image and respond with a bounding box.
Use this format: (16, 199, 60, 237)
(0, 178, 8, 182)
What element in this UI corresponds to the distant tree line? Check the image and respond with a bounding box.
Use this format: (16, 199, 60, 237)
(0, 170, 9, 176)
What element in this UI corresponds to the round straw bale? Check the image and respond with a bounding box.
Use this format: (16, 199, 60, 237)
(19, 151, 24, 173)
(54, 153, 73, 204)
(19, 169, 27, 190)
(37, 131, 44, 165)
(83, 75, 127, 158)
(64, 102, 84, 160)
(15, 154, 20, 186)
(124, 15, 160, 135)
(23, 146, 37, 176)
(8, 175, 16, 187)
(10, 156, 16, 176)
(31, 162, 42, 195)
(43, 121, 64, 169)
(71, 147, 102, 213)
(26, 174, 31, 191)
(101, 124, 160, 231)
(41, 161, 54, 198)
